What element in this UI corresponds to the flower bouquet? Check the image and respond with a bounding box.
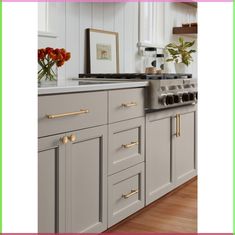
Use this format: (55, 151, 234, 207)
(38, 47, 71, 82)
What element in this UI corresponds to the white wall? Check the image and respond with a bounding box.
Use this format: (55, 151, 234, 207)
(38, 2, 139, 80)
(38, 2, 197, 80)
(164, 2, 197, 77)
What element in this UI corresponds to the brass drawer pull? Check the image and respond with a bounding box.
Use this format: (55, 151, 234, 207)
(122, 102, 137, 107)
(175, 114, 181, 137)
(122, 141, 139, 149)
(122, 189, 139, 199)
(47, 109, 89, 119)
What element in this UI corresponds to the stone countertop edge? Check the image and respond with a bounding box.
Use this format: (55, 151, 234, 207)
(38, 81, 149, 95)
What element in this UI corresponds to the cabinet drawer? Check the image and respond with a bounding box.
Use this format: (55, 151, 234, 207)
(108, 88, 145, 123)
(38, 91, 107, 137)
(108, 163, 145, 227)
(108, 118, 145, 175)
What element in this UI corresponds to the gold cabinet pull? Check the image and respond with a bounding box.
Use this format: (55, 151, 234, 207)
(122, 189, 139, 199)
(68, 134, 77, 142)
(178, 114, 181, 137)
(176, 114, 181, 137)
(122, 141, 139, 149)
(61, 136, 69, 144)
(121, 102, 137, 107)
(47, 109, 89, 119)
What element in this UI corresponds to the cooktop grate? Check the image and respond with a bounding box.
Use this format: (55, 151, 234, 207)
(79, 73, 192, 80)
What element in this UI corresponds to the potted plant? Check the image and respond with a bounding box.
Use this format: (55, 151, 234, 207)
(165, 37, 196, 73)
(38, 47, 71, 85)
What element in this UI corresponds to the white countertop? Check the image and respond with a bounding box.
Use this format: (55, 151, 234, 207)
(38, 79, 149, 95)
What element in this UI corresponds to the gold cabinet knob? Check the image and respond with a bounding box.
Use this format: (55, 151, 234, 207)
(68, 134, 77, 142)
(61, 136, 69, 144)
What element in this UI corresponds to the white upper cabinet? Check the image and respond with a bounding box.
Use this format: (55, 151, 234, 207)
(38, 3, 47, 32)
(38, 2, 57, 37)
(138, 2, 165, 48)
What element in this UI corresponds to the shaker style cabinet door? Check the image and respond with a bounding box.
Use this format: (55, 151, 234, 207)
(65, 125, 108, 233)
(38, 134, 66, 233)
(173, 111, 197, 187)
(145, 115, 174, 205)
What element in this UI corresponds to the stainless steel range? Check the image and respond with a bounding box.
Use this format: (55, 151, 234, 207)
(79, 73, 198, 110)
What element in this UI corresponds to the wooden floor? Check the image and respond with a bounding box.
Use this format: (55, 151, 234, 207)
(106, 178, 197, 233)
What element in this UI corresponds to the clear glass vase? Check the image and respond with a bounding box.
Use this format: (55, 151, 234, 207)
(38, 64, 58, 87)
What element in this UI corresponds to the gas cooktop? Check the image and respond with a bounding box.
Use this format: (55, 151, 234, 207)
(78, 72, 197, 110)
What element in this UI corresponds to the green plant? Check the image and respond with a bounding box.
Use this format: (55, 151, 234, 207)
(165, 37, 196, 66)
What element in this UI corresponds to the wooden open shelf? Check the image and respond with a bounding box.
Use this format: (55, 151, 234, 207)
(182, 2, 197, 8)
(173, 26, 197, 35)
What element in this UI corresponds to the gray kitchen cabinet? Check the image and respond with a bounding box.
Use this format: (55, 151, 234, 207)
(38, 133, 66, 233)
(38, 86, 197, 233)
(146, 116, 174, 205)
(65, 125, 107, 233)
(108, 117, 145, 175)
(108, 88, 145, 123)
(38, 125, 107, 233)
(173, 111, 197, 188)
(146, 105, 197, 205)
(108, 163, 145, 227)
(38, 91, 107, 137)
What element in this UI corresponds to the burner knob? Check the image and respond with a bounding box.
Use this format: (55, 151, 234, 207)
(195, 92, 198, 100)
(188, 92, 195, 101)
(160, 95, 167, 106)
(173, 94, 180, 103)
(182, 93, 189, 102)
(166, 95, 174, 105)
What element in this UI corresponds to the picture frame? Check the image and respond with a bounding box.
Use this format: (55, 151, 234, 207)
(87, 28, 119, 73)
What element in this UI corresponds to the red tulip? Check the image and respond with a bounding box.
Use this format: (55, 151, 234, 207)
(65, 52, 71, 61)
(48, 51, 57, 61)
(57, 53, 64, 61)
(60, 48, 66, 54)
(56, 60, 64, 67)
(38, 49, 45, 60)
(54, 48, 60, 55)
(45, 47, 53, 54)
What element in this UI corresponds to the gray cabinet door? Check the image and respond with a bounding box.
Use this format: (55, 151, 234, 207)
(146, 116, 174, 205)
(38, 134, 66, 233)
(146, 106, 197, 205)
(173, 111, 197, 187)
(65, 126, 107, 233)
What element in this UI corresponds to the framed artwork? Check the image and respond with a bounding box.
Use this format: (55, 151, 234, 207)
(87, 28, 119, 73)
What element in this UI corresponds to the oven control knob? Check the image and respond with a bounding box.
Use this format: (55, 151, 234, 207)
(160, 95, 167, 106)
(173, 94, 180, 103)
(166, 95, 174, 105)
(182, 93, 189, 102)
(188, 92, 195, 101)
